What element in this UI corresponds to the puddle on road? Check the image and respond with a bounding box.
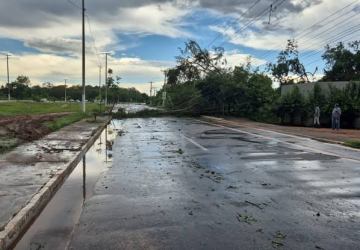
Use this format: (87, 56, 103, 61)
(14, 125, 116, 250)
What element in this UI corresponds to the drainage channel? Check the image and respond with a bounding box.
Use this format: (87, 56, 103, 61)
(14, 125, 116, 250)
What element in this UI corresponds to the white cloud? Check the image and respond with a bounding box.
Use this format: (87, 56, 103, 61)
(210, 0, 360, 53)
(0, 2, 190, 92)
(0, 53, 172, 93)
(223, 50, 266, 67)
(0, 2, 191, 55)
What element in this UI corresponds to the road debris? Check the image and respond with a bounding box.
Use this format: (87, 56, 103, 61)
(271, 231, 287, 248)
(236, 212, 257, 225)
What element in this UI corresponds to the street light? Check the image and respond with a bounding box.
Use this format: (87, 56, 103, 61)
(99, 52, 111, 107)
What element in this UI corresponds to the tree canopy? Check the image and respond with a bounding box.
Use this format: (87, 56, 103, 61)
(322, 41, 360, 81)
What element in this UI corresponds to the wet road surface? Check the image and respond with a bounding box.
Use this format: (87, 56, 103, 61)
(14, 129, 115, 250)
(114, 103, 158, 114)
(17, 117, 360, 249)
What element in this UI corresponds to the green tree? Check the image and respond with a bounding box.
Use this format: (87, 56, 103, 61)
(166, 40, 227, 85)
(10, 75, 31, 100)
(277, 86, 306, 124)
(268, 39, 309, 85)
(322, 41, 360, 81)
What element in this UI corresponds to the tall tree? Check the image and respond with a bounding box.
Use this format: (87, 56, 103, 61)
(322, 41, 360, 81)
(166, 40, 227, 85)
(268, 39, 309, 85)
(10, 75, 31, 99)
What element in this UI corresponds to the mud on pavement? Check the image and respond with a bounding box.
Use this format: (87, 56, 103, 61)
(0, 113, 71, 152)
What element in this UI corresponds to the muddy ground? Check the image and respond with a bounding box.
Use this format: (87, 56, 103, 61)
(0, 113, 71, 152)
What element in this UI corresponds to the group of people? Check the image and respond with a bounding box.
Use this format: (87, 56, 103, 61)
(313, 104, 342, 130)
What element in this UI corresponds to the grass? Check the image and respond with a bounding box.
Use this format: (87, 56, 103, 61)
(0, 102, 109, 154)
(0, 137, 19, 154)
(344, 140, 360, 149)
(0, 101, 101, 117)
(45, 112, 89, 131)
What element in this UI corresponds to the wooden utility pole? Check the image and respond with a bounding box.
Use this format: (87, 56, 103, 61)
(149, 81, 153, 105)
(162, 72, 167, 107)
(6, 54, 11, 101)
(64, 79, 67, 102)
(103, 53, 111, 106)
(99, 65, 102, 112)
(150, 81, 153, 97)
(82, 0, 86, 112)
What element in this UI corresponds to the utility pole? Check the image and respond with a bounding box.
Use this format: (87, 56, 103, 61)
(99, 52, 111, 106)
(64, 79, 67, 102)
(162, 71, 167, 107)
(104, 53, 109, 106)
(6, 54, 11, 101)
(149, 81, 153, 105)
(268, 4, 274, 24)
(81, 0, 86, 112)
(99, 65, 102, 112)
(150, 81, 153, 97)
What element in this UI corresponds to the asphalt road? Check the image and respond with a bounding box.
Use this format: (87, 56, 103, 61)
(14, 117, 360, 250)
(63, 117, 360, 250)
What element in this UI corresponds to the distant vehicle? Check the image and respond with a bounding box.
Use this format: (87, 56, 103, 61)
(40, 98, 49, 103)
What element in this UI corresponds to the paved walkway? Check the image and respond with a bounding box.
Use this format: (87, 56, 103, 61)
(0, 117, 109, 249)
(204, 117, 360, 144)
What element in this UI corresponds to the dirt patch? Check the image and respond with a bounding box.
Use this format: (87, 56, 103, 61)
(0, 112, 71, 145)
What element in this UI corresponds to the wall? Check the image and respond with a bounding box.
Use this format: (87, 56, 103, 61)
(280, 81, 351, 96)
(280, 81, 360, 129)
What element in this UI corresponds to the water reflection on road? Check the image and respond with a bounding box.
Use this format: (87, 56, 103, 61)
(14, 125, 116, 250)
(114, 103, 158, 114)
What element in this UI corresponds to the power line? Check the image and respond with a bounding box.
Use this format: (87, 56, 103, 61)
(67, 0, 101, 65)
(300, 23, 360, 61)
(298, 11, 359, 50)
(217, 0, 286, 48)
(67, 0, 81, 9)
(260, 0, 359, 63)
(295, 0, 359, 40)
(207, 0, 262, 48)
(85, 14, 101, 66)
(302, 24, 360, 62)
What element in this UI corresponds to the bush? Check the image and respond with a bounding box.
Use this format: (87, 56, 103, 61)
(276, 82, 360, 128)
(277, 86, 306, 125)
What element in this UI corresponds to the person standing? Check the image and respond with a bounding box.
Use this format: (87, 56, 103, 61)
(314, 106, 321, 127)
(332, 104, 342, 131)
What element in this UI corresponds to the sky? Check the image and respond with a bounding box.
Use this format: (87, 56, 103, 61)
(0, 0, 359, 94)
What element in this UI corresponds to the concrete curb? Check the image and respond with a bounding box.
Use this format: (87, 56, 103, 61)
(0, 118, 111, 250)
(201, 116, 349, 147)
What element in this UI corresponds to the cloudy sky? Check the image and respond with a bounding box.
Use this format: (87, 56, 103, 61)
(0, 0, 359, 93)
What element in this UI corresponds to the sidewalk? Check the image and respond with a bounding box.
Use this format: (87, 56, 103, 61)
(202, 116, 360, 145)
(0, 117, 110, 249)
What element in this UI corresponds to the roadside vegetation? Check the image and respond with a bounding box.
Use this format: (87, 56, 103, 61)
(44, 112, 89, 131)
(344, 140, 360, 149)
(0, 102, 106, 154)
(0, 101, 100, 116)
(0, 75, 148, 103)
(149, 40, 360, 128)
